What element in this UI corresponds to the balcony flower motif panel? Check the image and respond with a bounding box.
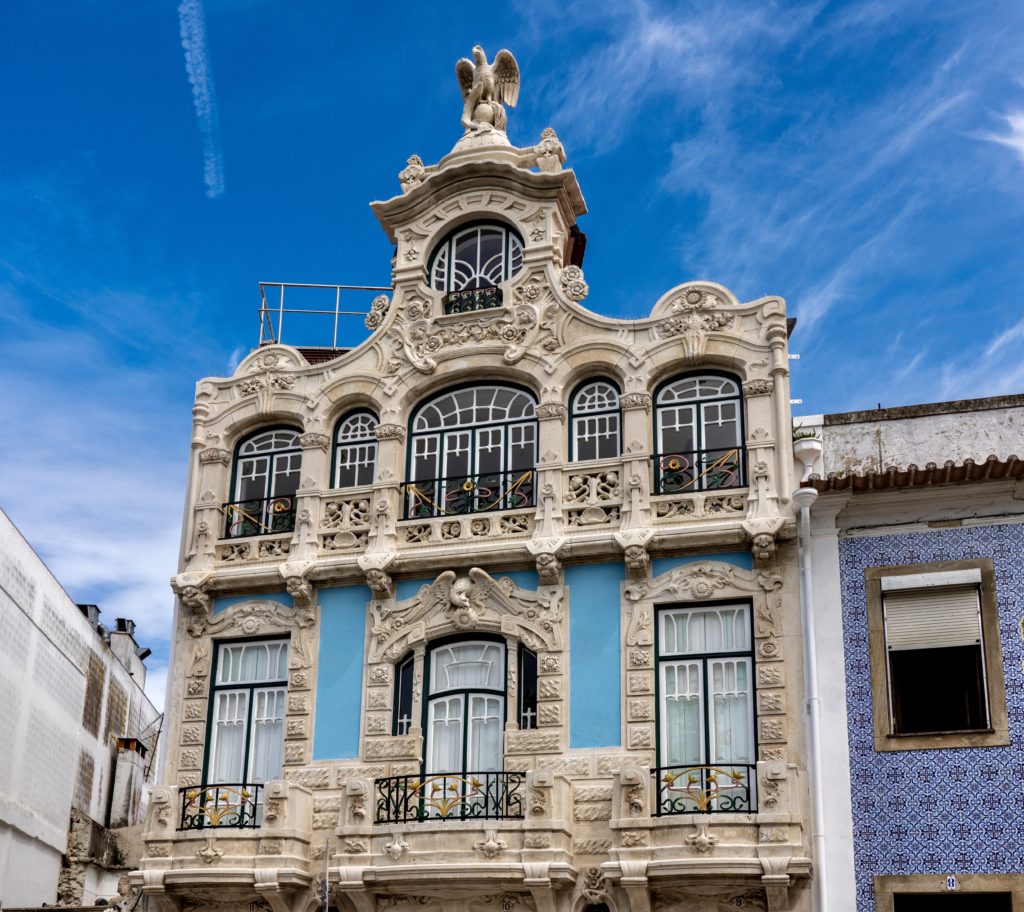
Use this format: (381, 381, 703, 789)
(375, 771, 524, 823)
(403, 469, 535, 519)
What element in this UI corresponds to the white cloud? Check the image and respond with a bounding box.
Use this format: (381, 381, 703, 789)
(143, 663, 169, 714)
(976, 111, 1024, 165)
(0, 291, 188, 663)
(523, 0, 822, 153)
(178, 0, 226, 197)
(983, 314, 1024, 358)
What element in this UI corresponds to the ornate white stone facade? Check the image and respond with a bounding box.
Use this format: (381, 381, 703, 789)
(135, 51, 810, 912)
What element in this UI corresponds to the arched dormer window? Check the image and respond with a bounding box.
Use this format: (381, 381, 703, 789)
(570, 379, 621, 461)
(226, 427, 301, 538)
(404, 385, 537, 518)
(332, 410, 378, 488)
(429, 222, 524, 314)
(653, 374, 744, 494)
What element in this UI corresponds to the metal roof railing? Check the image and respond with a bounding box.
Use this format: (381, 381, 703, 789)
(257, 282, 392, 350)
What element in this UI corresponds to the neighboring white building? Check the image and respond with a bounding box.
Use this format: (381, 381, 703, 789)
(0, 507, 160, 907)
(793, 395, 1024, 911)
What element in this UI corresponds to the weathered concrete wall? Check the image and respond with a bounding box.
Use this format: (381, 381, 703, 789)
(0, 508, 158, 906)
(801, 396, 1024, 476)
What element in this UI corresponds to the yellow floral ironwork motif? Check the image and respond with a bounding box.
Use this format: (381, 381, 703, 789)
(660, 765, 750, 813)
(405, 470, 534, 517)
(406, 775, 487, 817)
(375, 771, 524, 823)
(180, 784, 262, 829)
(221, 496, 295, 537)
(659, 448, 741, 493)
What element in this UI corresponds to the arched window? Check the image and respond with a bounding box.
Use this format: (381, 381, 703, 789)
(426, 640, 506, 778)
(379, 637, 535, 823)
(653, 374, 744, 494)
(333, 410, 377, 488)
(429, 223, 525, 313)
(570, 379, 621, 461)
(226, 428, 301, 538)
(405, 385, 537, 518)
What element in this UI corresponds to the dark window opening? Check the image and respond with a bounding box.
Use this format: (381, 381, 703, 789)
(518, 645, 538, 729)
(889, 645, 988, 734)
(894, 893, 1011, 911)
(394, 654, 415, 736)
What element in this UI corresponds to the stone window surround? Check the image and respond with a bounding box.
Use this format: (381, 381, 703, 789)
(873, 873, 1024, 910)
(865, 558, 1008, 752)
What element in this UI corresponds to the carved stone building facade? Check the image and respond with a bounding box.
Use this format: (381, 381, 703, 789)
(134, 50, 812, 912)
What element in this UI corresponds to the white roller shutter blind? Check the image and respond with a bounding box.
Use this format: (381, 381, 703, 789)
(883, 585, 982, 651)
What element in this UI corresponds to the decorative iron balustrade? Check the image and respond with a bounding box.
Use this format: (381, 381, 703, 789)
(179, 783, 263, 830)
(375, 771, 525, 823)
(443, 285, 502, 315)
(402, 468, 535, 519)
(651, 447, 745, 495)
(652, 764, 756, 815)
(222, 496, 297, 538)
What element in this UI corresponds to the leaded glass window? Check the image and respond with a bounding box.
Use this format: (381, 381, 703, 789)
(333, 410, 378, 488)
(405, 385, 537, 517)
(653, 374, 744, 493)
(429, 223, 524, 292)
(570, 379, 621, 460)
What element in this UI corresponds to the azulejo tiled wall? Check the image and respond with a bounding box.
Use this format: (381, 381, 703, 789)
(839, 524, 1024, 912)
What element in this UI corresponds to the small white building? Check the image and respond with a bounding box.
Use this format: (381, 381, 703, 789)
(0, 507, 160, 907)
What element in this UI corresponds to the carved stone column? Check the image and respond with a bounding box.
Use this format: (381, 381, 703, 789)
(369, 423, 404, 553)
(619, 393, 652, 525)
(192, 447, 232, 567)
(295, 432, 331, 559)
(534, 403, 567, 537)
(767, 322, 794, 505)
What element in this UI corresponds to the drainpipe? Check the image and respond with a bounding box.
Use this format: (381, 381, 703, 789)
(792, 485, 826, 911)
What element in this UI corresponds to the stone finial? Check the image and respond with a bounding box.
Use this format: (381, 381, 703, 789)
(398, 155, 425, 192)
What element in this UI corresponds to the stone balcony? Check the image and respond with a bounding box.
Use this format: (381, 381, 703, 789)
(132, 779, 314, 905)
(187, 449, 771, 587)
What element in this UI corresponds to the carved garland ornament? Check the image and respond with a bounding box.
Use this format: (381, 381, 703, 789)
(185, 598, 315, 642)
(368, 567, 563, 663)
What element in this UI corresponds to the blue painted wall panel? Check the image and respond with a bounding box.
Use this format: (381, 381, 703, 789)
(565, 552, 754, 750)
(565, 561, 625, 749)
(213, 591, 293, 614)
(313, 584, 371, 760)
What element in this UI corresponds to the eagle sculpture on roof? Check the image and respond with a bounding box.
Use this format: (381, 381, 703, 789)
(455, 46, 520, 135)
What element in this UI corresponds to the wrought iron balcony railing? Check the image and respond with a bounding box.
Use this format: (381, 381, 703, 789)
(443, 285, 502, 315)
(652, 764, 756, 815)
(651, 447, 745, 495)
(375, 771, 524, 823)
(402, 468, 535, 519)
(179, 782, 263, 830)
(222, 495, 297, 539)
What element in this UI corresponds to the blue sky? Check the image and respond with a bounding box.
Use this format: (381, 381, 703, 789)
(2, 0, 1023, 706)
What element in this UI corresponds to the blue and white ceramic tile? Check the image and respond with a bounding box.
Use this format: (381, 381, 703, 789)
(839, 524, 1024, 911)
